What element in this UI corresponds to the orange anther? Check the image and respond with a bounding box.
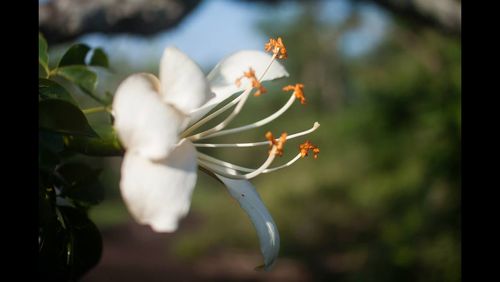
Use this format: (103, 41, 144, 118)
(235, 67, 267, 96)
(265, 37, 288, 59)
(265, 131, 287, 156)
(283, 83, 306, 105)
(299, 140, 320, 159)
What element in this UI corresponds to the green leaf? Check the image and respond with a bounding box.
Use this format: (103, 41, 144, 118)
(58, 207, 102, 280)
(89, 48, 109, 68)
(39, 189, 72, 281)
(39, 62, 48, 78)
(89, 119, 115, 138)
(39, 33, 49, 74)
(39, 78, 77, 105)
(40, 130, 65, 153)
(56, 162, 105, 205)
(39, 143, 61, 171)
(55, 66, 107, 105)
(39, 203, 103, 281)
(55, 66, 97, 93)
(104, 91, 114, 105)
(39, 131, 64, 171)
(39, 99, 98, 137)
(58, 44, 91, 67)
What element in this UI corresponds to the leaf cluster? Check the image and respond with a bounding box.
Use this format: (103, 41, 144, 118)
(38, 33, 121, 281)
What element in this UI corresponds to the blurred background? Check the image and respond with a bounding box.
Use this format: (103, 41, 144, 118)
(40, 0, 461, 281)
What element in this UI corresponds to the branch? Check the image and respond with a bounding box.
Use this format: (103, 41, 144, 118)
(242, 0, 461, 36)
(39, 0, 202, 44)
(357, 0, 461, 36)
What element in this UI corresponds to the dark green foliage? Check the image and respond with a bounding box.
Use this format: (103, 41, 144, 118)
(58, 44, 92, 67)
(89, 48, 110, 68)
(39, 186, 102, 281)
(38, 35, 118, 281)
(55, 163, 105, 206)
(39, 99, 98, 137)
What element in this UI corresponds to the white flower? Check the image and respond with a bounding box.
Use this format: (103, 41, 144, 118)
(112, 42, 319, 270)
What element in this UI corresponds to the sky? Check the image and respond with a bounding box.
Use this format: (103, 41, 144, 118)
(61, 0, 389, 70)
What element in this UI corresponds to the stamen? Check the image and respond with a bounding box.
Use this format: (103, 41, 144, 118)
(181, 94, 244, 138)
(266, 131, 287, 157)
(283, 83, 306, 105)
(265, 37, 287, 59)
(198, 159, 240, 175)
(299, 140, 320, 159)
(198, 152, 303, 174)
(198, 146, 278, 180)
(184, 53, 279, 140)
(235, 68, 267, 97)
(200, 91, 297, 139)
(193, 122, 320, 148)
(187, 87, 253, 141)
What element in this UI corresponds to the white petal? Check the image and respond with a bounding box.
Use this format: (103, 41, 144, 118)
(120, 140, 198, 232)
(188, 50, 289, 122)
(113, 73, 186, 160)
(159, 46, 213, 115)
(216, 174, 280, 270)
(208, 50, 289, 95)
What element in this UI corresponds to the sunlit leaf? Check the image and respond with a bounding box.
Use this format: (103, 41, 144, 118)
(104, 91, 114, 106)
(39, 78, 77, 105)
(58, 44, 91, 67)
(39, 62, 48, 78)
(39, 33, 49, 72)
(55, 66, 97, 94)
(39, 99, 97, 137)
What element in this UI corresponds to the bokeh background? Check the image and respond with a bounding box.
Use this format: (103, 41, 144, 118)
(40, 0, 461, 281)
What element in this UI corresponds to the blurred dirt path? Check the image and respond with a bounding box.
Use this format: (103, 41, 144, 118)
(81, 221, 312, 282)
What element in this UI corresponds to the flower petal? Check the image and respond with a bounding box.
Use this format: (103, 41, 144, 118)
(188, 50, 289, 122)
(113, 73, 186, 160)
(120, 140, 198, 232)
(208, 50, 289, 95)
(216, 174, 280, 270)
(159, 46, 213, 115)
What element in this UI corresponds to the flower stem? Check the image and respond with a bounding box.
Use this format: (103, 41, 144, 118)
(63, 135, 124, 156)
(83, 106, 109, 114)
